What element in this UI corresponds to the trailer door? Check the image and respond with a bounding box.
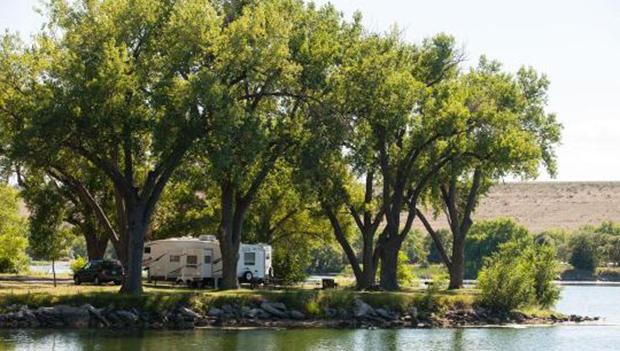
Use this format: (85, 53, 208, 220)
(203, 248, 214, 278)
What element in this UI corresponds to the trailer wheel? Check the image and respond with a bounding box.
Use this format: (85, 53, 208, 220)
(243, 271, 253, 283)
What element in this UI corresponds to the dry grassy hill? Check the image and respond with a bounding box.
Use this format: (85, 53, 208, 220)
(413, 182, 620, 233)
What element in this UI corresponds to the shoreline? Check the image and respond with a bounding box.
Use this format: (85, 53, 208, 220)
(0, 300, 599, 331)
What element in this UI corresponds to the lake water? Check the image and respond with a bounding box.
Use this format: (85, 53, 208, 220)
(1, 285, 619, 351)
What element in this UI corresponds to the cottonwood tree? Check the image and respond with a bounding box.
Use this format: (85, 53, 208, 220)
(198, 1, 354, 289)
(417, 59, 561, 289)
(25, 180, 75, 287)
(0, 0, 223, 294)
(19, 168, 112, 261)
(244, 162, 334, 283)
(312, 32, 466, 290)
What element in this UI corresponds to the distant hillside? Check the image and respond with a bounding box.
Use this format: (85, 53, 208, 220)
(413, 182, 620, 233)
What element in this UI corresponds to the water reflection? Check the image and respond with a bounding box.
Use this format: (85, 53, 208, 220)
(2, 286, 620, 351)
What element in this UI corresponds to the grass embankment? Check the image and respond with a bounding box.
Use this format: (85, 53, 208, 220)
(0, 282, 483, 319)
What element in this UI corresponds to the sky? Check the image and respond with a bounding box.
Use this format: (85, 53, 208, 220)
(1, 0, 619, 181)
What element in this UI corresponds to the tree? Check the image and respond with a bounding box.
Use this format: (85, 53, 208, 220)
(302, 31, 464, 290)
(425, 229, 451, 264)
(418, 59, 561, 289)
(0, 0, 223, 294)
(18, 168, 112, 261)
(0, 184, 29, 273)
(243, 163, 334, 283)
(25, 182, 75, 286)
(569, 233, 599, 272)
(194, 0, 351, 289)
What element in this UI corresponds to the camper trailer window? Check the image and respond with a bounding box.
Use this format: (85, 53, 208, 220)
(244, 252, 256, 266)
(144, 247, 151, 254)
(204, 255, 211, 264)
(187, 255, 197, 265)
(170, 255, 180, 263)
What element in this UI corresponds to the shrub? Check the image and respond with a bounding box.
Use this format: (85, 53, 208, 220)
(70, 256, 88, 274)
(465, 218, 531, 279)
(478, 238, 560, 311)
(569, 233, 599, 271)
(272, 247, 310, 284)
(527, 243, 561, 308)
(397, 251, 417, 287)
(0, 185, 29, 273)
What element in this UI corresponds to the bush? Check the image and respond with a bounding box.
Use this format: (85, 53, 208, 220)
(307, 244, 345, 274)
(70, 256, 87, 274)
(465, 218, 531, 279)
(527, 243, 561, 308)
(569, 233, 599, 271)
(478, 238, 560, 311)
(272, 247, 310, 284)
(397, 251, 417, 287)
(0, 185, 29, 273)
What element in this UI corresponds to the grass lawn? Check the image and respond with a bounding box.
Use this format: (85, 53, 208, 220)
(0, 280, 479, 317)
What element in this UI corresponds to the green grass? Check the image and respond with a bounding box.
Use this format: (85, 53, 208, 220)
(409, 264, 448, 280)
(0, 281, 477, 317)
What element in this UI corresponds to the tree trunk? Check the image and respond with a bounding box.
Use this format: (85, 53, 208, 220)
(218, 184, 240, 290)
(359, 264, 377, 289)
(379, 238, 402, 291)
(449, 236, 465, 289)
(219, 234, 240, 289)
(120, 204, 148, 295)
(52, 258, 57, 288)
(359, 235, 377, 289)
(84, 229, 109, 261)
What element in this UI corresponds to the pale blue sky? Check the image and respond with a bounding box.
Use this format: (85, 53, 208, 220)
(2, 0, 619, 181)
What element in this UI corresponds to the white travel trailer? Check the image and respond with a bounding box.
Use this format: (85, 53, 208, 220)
(142, 235, 272, 288)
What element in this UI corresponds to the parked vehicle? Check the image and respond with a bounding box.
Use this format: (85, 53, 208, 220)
(142, 235, 272, 288)
(73, 259, 124, 285)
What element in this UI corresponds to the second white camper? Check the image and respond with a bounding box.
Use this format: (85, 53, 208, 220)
(142, 235, 272, 288)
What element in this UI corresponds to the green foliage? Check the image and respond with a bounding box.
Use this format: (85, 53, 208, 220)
(478, 238, 560, 311)
(568, 233, 599, 272)
(529, 243, 561, 307)
(70, 256, 87, 274)
(272, 247, 311, 285)
(0, 0, 563, 293)
(425, 229, 452, 264)
(535, 229, 571, 262)
(465, 218, 531, 278)
(402, 229, 427, 264)
(0, 185, 29, 273)
(397, 252, 418, 288)
(25, 182, 75, 262)
(307, 245, 345, 274)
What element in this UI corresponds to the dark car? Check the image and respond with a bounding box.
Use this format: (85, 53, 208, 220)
(74, 260, 124, 285)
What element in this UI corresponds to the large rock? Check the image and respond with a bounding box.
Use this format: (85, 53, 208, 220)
(83, 304, 109, 327)
(178, 307, 201, 321)
(375, 308, 388, 319)
(260, 302, 288, 318)
(324, 307, 337, 319)
(221, 305, 234, 314)
(39, 305, 91, 328)
(353, 299, 375, 319)
(115, 310, 139, 324)
(289, 310, 305, 320)
(207, 307, 224, 318)
(247, 308, 271, 319)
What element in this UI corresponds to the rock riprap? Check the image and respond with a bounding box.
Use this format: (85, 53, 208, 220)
(0, 299, 599, 330)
